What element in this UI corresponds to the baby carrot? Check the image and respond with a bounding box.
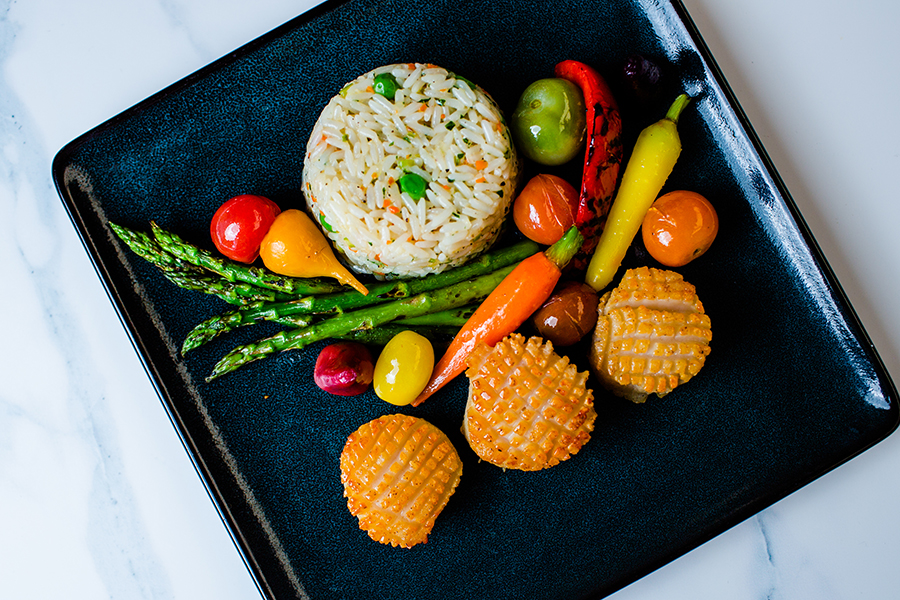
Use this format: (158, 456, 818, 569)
(412, 226, 583, 406)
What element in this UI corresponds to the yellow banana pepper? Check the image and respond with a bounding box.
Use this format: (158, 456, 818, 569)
(585, 93, 691, 291)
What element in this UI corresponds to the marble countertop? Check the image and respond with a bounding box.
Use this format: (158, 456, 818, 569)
(2, 0, 898, 598)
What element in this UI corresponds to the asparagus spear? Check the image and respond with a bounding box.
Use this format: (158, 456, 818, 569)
(206, 264, 517, 380)
(334, 324, 461, 346)
(159, 272, 289, 306)
(111, 223, 295, 305)
(180, 240, 537, 351)
(111, 222, 184, 270)
(397, 305, 476, 327)
(178, 301, 315, 354)
(181, 300, 477, 355)
(257, 238, 540, 316)
(149, 221, 346, 296)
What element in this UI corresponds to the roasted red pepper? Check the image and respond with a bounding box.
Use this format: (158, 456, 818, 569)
(554, 59, 623, 271)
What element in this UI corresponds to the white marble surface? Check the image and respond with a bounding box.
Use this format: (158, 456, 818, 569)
(1, 0, 898, 598)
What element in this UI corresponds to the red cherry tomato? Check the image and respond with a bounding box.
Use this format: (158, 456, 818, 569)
(210, 195, 281, 263)
(512, 174, 579, 245)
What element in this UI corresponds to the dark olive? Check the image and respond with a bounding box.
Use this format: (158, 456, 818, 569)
(623, 54, 662, 103)
(531, 281, 600, 347)
(623, 54, 661, 87)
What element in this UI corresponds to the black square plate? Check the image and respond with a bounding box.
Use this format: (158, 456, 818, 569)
(52, 0, 898, 598)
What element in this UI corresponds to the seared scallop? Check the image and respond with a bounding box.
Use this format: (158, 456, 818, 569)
(463, 333, 596, 471)
(589, 266, 712, 403)
(340, 414, 463, 548)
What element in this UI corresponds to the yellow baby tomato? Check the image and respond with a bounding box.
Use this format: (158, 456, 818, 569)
(374, 331, 434, 406)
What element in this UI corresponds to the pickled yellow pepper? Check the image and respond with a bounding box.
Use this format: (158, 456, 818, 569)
(260, 209, 369, 295)
(585, 94, 691, 291)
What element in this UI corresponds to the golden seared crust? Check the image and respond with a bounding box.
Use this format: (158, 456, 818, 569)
(589, 267, 712, 403)
(463, 333, 596, 471)
(340, 414, 462, 548)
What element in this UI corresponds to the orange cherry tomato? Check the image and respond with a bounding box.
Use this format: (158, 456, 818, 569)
(641, 190, 718, 267)
(512, 174, 579, 245)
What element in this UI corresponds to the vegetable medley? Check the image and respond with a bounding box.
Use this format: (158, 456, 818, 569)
(112, 56, 721, 547)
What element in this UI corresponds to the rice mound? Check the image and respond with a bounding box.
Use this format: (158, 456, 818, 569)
(302, 63, 519, 279)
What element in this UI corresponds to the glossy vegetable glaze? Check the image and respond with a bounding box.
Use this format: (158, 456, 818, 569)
(372, 72, 399, 100)
(642, 190, 719, 267)
(510, 78, 586, 166)
(314, 342, 374, 396)
(531, 281, 599, 346)
(554, 59, 623, 269)
(210, 194, 281, 263)
(51, 0, 900, 598)
(622, 53, 662, 102)
(259, 209, 369, 295)
(512, 174, 579, 245)
(586, 94, 690, 291)
(373, 330, 434, 406)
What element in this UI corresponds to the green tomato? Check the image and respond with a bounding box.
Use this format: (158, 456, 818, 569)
(373, 330, 434, 406)
(511, 78, 586, 166)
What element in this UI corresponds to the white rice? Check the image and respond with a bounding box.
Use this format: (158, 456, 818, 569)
(302, 63, 519, 279)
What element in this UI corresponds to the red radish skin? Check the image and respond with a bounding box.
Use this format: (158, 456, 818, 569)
(314, 342, 374, 396)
